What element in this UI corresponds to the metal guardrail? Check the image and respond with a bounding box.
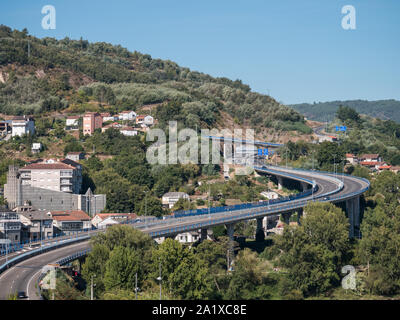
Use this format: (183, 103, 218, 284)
(56, 249, 91, 266)
(0, 235, 90, 274)
(0, 230, 94, 257)
(203, 135, 284, 147)
(0, 165, 370, 273)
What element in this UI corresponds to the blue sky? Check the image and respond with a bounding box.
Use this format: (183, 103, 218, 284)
(1, 0, 399, 104)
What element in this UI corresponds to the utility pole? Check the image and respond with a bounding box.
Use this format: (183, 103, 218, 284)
(286, 147, 288, 168)
(91, 275, 95, 300)
(208, 185, 211, 221)
(135, 272, 138, 300)
(5, 220, 8, 267)
(156, 261, 162, 300)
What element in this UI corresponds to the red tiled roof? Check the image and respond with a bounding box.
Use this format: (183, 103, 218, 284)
(21, 162, 75, 170)
(120, 127, 137, 131)
(346, 153, 356, 158)
(51, 210, 90, 221)
(378, 165, 391, 169)
(360, 154, 380, 159)
(360, 161, 384, 166)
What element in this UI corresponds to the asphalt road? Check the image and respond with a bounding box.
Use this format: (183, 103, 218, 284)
(0, 166, 369, 300)
(0, 241, 90, 300)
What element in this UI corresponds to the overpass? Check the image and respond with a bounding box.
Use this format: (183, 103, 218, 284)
(0, 164, 370, 299)
(0, 133, 370, 299)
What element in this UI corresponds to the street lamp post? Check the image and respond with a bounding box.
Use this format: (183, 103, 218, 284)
(156, 261, 162, 300)
(208, 185, 211, 221)
(91, 275, 96, 300)
(135, 272, 139, 300)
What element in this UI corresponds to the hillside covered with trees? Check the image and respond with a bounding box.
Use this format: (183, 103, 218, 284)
(0, 25, 309, 134)
(291, 99, 400, 123)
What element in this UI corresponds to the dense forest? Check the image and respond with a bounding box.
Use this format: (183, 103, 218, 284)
(291, 99, 400, 123)
(0, 25, 308, 133)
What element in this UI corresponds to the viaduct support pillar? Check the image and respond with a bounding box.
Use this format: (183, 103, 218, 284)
(282, 212, 291, 225)
(346, 197, 360, 239)
(226, 223, 235, 270)
(255, 217, 265, 242)
(277, 176, 283, 190)
(296, 208, 303, 224)
(300, 182, 309, 191)
(200, 228, 208, 242)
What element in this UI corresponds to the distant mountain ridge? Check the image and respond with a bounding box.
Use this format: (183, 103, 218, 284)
(290, 99, 400, 123)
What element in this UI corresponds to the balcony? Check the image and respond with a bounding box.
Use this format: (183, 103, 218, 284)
(60, 171, 73, 177)
(60, 179, 72, 185)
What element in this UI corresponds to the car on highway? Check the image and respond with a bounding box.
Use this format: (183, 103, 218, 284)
(17, 291, 27, 299)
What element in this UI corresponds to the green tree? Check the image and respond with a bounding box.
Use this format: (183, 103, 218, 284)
(275, 202, 350, 297)
(104, 246, 141, 292)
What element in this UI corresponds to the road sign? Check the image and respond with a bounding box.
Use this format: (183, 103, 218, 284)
(336, 126, 347, 132)
(0, 239, 11, 244)
(258, 148, 273, 156)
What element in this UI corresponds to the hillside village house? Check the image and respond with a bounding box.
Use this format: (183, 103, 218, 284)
(119, 111, 136, 121)
(51, 210, 92, 235)
(346, 153, 358, 165)
(83, 112, 102, 135)
(260, 191, 279, 200)
(65, 116, 80, 130)
(120, 127, 138, 137)
(31, 143, 42, 154)
(66, 152, 85, 162)
(317, 135, 337, 143)
(101, 112, 118, 122)
(359, 154, 382, 162)
(11, 115, 35, 137)
(162, 192, 190, 209)
(136, 115, 154, 126)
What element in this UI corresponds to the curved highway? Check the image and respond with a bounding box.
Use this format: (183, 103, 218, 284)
(0, 164, 370, 300)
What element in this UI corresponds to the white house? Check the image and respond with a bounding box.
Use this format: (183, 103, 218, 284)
(143, 115, 154, 126)
(65, 116, 80, 130)
(346, 154, 358, 165)
(119, 111, 136, 121)
(260, 191, 279, 200)
(102, 116, 118, 122)
(97, 217, 119, 229)
(31, 143, 42, 154)
(120, 127, 138, 137)
(11, 116, 35, 137)
(162, 192, 190, 209)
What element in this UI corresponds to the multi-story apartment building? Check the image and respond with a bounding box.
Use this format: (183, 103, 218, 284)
(4, 163, 106, 215)
(18, 159, 82, 194)
(11, 115, 35, 137)
(83, 112, 102, 135)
